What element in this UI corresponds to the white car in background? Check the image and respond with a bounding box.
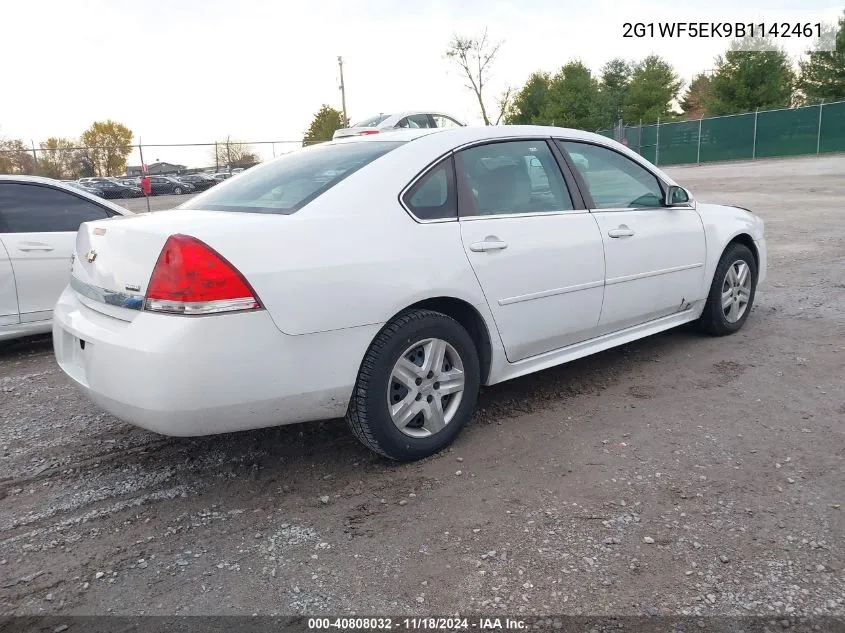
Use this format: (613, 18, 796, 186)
(53, 126, 765, 461)
(332, 111, 465, 139)
(1, 176, 131, 341)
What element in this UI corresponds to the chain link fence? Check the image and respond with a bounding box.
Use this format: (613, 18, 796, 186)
(5, 101, 845, 179)
(598, 100, 845, 167)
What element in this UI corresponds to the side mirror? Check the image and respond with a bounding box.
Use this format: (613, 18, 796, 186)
(665, 185, 691, 207)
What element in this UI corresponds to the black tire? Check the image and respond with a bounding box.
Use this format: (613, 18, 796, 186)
(173, 186, 183, 195)
(346, 309, 481, 462)
(698, 242, 757, 336)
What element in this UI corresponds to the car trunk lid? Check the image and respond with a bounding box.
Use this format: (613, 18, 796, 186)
(70, 210, 287, 321)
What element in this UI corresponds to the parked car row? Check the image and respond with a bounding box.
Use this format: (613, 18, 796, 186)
(62, 171, 245, 200)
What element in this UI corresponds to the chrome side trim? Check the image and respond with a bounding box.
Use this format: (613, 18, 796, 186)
(144, 297, 259, 315)
(606, 262, 703, 286)
(589, 204, 694, 213)
(70, 277, 145, 311)
(498, 279, 604, 306)
(461, 209, 590, 221)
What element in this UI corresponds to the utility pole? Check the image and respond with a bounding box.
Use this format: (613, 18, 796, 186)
(138, 137, 151, 213)
(30, 140, 38, 176)
(338, 56, 348, 126)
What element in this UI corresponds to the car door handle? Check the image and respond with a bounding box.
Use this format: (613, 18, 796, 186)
(607, 226, 635, 239)
(17, 244, 55, 252)
(469, 239, 508, 252)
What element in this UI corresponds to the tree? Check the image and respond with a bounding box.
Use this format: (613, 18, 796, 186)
(598, 58, 632, 128)
(446, 28, 511, 125)
(38, 137, 79, 179)
(797, 11, 845, 103)
(680, 73, 712, 119)
(302, 105, 345, 146)
(622, 55, 682, 123)
(504, 72, 551, 124)
(80, 120, 133, 176)
(541, 61, 603, 130)
(0, 138, 36, 175)
(706, 39, 794, 115)
(210, 139, 259, 167)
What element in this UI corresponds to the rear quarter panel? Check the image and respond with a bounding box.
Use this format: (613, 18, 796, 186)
(202, 143, 490, 336)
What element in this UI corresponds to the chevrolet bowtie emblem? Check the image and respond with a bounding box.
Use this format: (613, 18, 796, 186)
(85, 249, 98, 263)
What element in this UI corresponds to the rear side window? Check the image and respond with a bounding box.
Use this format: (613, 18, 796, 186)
(0, 183, 112, 233)
(402, 157, 457, 220)
(456, 140, 574, 216)
(180, 141, 405, 214)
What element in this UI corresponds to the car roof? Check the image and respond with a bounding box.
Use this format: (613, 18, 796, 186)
(328, 125, 605, 145)
(326, 125, 678, 185)
(0, 174, 133, 215)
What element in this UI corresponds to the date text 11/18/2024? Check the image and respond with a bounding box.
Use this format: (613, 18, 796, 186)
(307, 617, 527, 630)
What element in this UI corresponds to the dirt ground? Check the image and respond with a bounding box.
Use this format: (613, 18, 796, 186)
(1, 155, 843, 618)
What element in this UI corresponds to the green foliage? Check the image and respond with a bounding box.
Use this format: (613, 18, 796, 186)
(797, 11, 845, 104)
(598, 58, 632, 127)
(542, 61, 603, 130)
(680, 73, 712, 119)
(303, 105, 345, 146)
(504, 72, 550, 124)
(622, 55, 682, 124)
(707, 39, 794, 115)
(80, 120, 133, 176)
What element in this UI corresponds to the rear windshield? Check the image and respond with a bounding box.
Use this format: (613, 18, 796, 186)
(180, 140, 405, 214)
(352, 114, 391, 128)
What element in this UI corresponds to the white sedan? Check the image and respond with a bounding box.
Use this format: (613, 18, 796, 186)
(332, 111, 465, 139)
(53, 126, 766, 461)
(0, 176, 131, 341)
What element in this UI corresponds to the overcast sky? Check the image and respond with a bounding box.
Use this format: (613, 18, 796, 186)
(3, 0, 840, 167)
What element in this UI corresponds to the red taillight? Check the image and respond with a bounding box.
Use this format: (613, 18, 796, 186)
(358, 130, 380, 135)
(144, 234, 261, 315)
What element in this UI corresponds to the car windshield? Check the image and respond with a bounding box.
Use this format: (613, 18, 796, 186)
(351, 114, 391, 128)
(180, 141, 405, 214)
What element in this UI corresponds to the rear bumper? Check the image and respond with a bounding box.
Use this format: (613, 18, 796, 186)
(52, 286, 378, 436)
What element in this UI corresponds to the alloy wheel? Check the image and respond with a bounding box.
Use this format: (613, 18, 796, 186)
(721, 260, 752, 323)
(387, 338, 465, 438)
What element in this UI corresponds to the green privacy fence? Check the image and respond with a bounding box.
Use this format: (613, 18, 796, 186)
(598, 100, 845, 166)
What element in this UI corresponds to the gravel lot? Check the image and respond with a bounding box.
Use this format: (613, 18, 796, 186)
(1, 155, 844, 618)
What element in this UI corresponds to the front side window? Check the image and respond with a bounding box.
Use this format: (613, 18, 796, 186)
(558, 141, 664, 209)
(0, 183, 111, 233)
(456, 140, 574, 216)
(402, 156, 456, 220)
(181, 140, 406, 214)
